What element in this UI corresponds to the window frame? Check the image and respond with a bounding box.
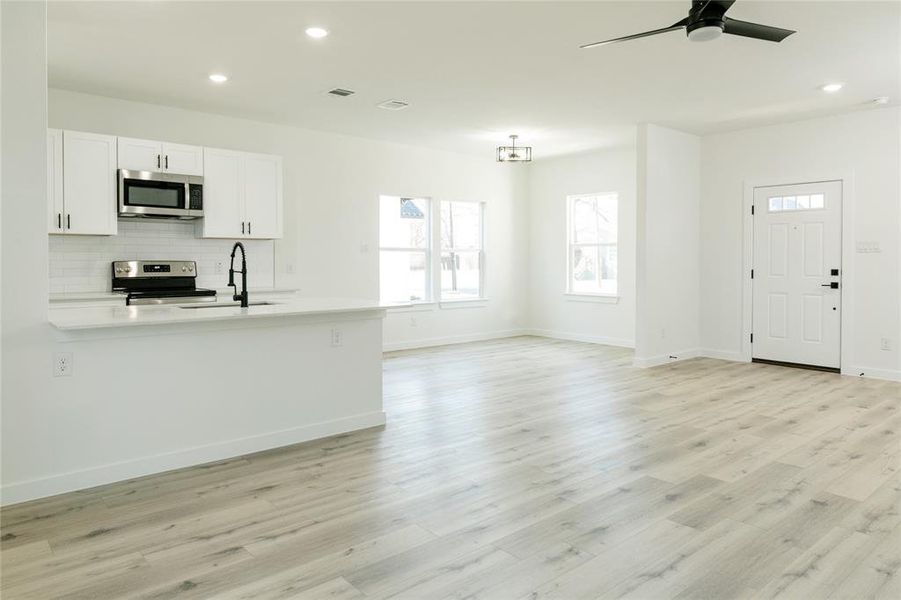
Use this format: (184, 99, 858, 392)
(565, 192, 619, 299)
(438, 199, 486, 304)
(378, 195, 433, 305)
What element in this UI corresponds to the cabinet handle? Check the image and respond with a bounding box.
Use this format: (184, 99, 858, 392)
(67, 214, 71, 230)
(165, 155, 169, 170)
(241, 222, 245, 235)
(248, 221, 252, 235)
(57, 213, 61, 229)
(157, 154, 161, 169)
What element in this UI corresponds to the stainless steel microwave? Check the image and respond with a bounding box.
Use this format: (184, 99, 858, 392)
(118, 169, 203, 219)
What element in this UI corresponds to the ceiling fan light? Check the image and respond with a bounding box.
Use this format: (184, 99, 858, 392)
(687, 24, 723, 42)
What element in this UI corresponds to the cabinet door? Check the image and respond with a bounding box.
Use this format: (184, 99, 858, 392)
(162, 143, 203, 175)
(47, 129, 65, 234)
(117, 136, 163, 172)
(202, 148, 244, 238)
(243, 153, 282, 239)
(63, 131, 118, 235)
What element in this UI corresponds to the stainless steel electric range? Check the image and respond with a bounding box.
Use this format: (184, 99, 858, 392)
(111, 260, 217, 306)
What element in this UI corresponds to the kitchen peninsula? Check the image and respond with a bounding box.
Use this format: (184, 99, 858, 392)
(26, 297, 390, 504)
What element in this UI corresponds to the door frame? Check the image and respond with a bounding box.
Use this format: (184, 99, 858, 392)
(741, 172, 855, 372)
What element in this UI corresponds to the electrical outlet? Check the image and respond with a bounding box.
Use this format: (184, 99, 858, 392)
(410, 316, 418, 327)
(54, 352, 73, 377)
(331, 328, 343, 347)
(881, 338, 892, 351)
(286, 263, 295, 275)
(215, 261, 224, 275)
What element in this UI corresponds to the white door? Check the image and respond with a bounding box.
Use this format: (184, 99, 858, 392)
(62, 130, 118, 235)
(752, 181, 842, 368)
(202, 148, 244, 238)
(118, 137, 163, 172)
(47, 129, 65, 234)
(243, 153, 282, 239)
(162, 143, 203, 175)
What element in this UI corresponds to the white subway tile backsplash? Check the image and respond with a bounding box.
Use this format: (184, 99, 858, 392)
(49, 220, 274, 292)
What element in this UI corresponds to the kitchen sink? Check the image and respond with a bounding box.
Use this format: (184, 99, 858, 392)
(179, 301, 278, 309)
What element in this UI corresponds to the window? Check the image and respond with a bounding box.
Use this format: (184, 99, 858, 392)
(566, 193, 618, 296)
(440, 201, 484, 301)
(768, 194, 825, 212)
(379, 196, 430, 303)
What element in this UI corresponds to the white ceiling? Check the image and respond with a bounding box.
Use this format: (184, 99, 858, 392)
(48, 1, 900, 158)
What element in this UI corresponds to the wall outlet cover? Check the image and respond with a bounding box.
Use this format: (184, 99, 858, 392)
(331, 328, 343, 347)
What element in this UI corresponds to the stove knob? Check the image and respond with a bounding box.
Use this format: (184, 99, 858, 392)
(182, 266, 188, 272)
(124, 266, 132, 273)
(188, 265, 194, 272)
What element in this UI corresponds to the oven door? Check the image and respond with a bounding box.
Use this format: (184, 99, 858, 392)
(118, 170, 203, 218)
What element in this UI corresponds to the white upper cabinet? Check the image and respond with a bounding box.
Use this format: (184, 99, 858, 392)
(47, 129, 64, 234)
(202, 148, 244, 239)
(243, 153, 283, 239)
(117, 136, 203, 175)
(58, 130, 118, 236)
(162, 142, 204, 175)
(202, 148, 282, 240)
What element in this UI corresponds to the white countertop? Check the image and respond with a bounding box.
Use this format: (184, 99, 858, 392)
(49, 287, 300, 304)
(49, 297, 403, 330)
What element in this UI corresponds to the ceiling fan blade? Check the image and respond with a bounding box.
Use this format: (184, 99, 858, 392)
(580, 20, 687, 49)
(722, 17, 795, 42)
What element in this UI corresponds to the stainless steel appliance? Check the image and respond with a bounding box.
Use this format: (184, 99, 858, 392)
(118, 170, 203, 219)
(112, 260, 216, 305)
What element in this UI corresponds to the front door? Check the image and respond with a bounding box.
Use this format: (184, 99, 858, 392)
(752, 181, 842, 368)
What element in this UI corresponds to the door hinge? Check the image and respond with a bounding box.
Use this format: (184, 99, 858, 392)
(751, 269, 754, 279)
(750, 333, 754, 343)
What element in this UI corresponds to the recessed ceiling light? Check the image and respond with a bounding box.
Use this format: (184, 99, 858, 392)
(820, 83, 843, 93)
(872, 96, 890, 105)
(209, 73, 228, 84)
(305, 27, 329, 39)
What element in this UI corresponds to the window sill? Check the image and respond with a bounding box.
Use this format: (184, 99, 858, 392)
(386, 302, 437, 313)
(564, 293, 619, 304)
(439, 298, 489, 310)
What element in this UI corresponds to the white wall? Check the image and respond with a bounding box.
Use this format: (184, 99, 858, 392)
(700, 108, 901, 379)
(635, 124, 701, 366)
(526, 148, 636, 346)
(49, 89, 529, 347)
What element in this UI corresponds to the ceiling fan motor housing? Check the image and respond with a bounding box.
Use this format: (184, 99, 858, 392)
(686, 18, 725, 41)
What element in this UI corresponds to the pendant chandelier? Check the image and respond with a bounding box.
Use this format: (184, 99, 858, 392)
(496, 134, 532, 162)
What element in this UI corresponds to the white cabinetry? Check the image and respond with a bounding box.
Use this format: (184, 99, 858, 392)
(118, 137, 203, 175)
(202, 148, 282, 239)
(48, 130, 118, 236)
(47, 129, 64, 233)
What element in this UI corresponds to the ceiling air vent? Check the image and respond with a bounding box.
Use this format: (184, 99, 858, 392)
(327, 88, 355, 97)
(377, 99, 410, 111)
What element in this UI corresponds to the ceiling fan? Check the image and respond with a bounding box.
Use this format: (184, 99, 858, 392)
(580, 0, 796, 49)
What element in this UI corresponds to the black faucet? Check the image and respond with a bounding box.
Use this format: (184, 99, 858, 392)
(228, 241, 249, 307)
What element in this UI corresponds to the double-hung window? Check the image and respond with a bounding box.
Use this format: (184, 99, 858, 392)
(379, 195, 430, 303)
(440, 201, 484, 301)
(566, 193, 618, 296)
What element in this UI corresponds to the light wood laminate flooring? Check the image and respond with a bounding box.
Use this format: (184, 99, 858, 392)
(2, 337, 899, 599)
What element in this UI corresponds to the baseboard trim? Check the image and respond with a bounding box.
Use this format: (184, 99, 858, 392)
(0, 410, 386, 506)
(841, 366, 901, 382)
(698, 348, 749, 362)
(633, 348, 701, 368)
(383, 329, 526, 352)
(524, 329, 635, 348)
